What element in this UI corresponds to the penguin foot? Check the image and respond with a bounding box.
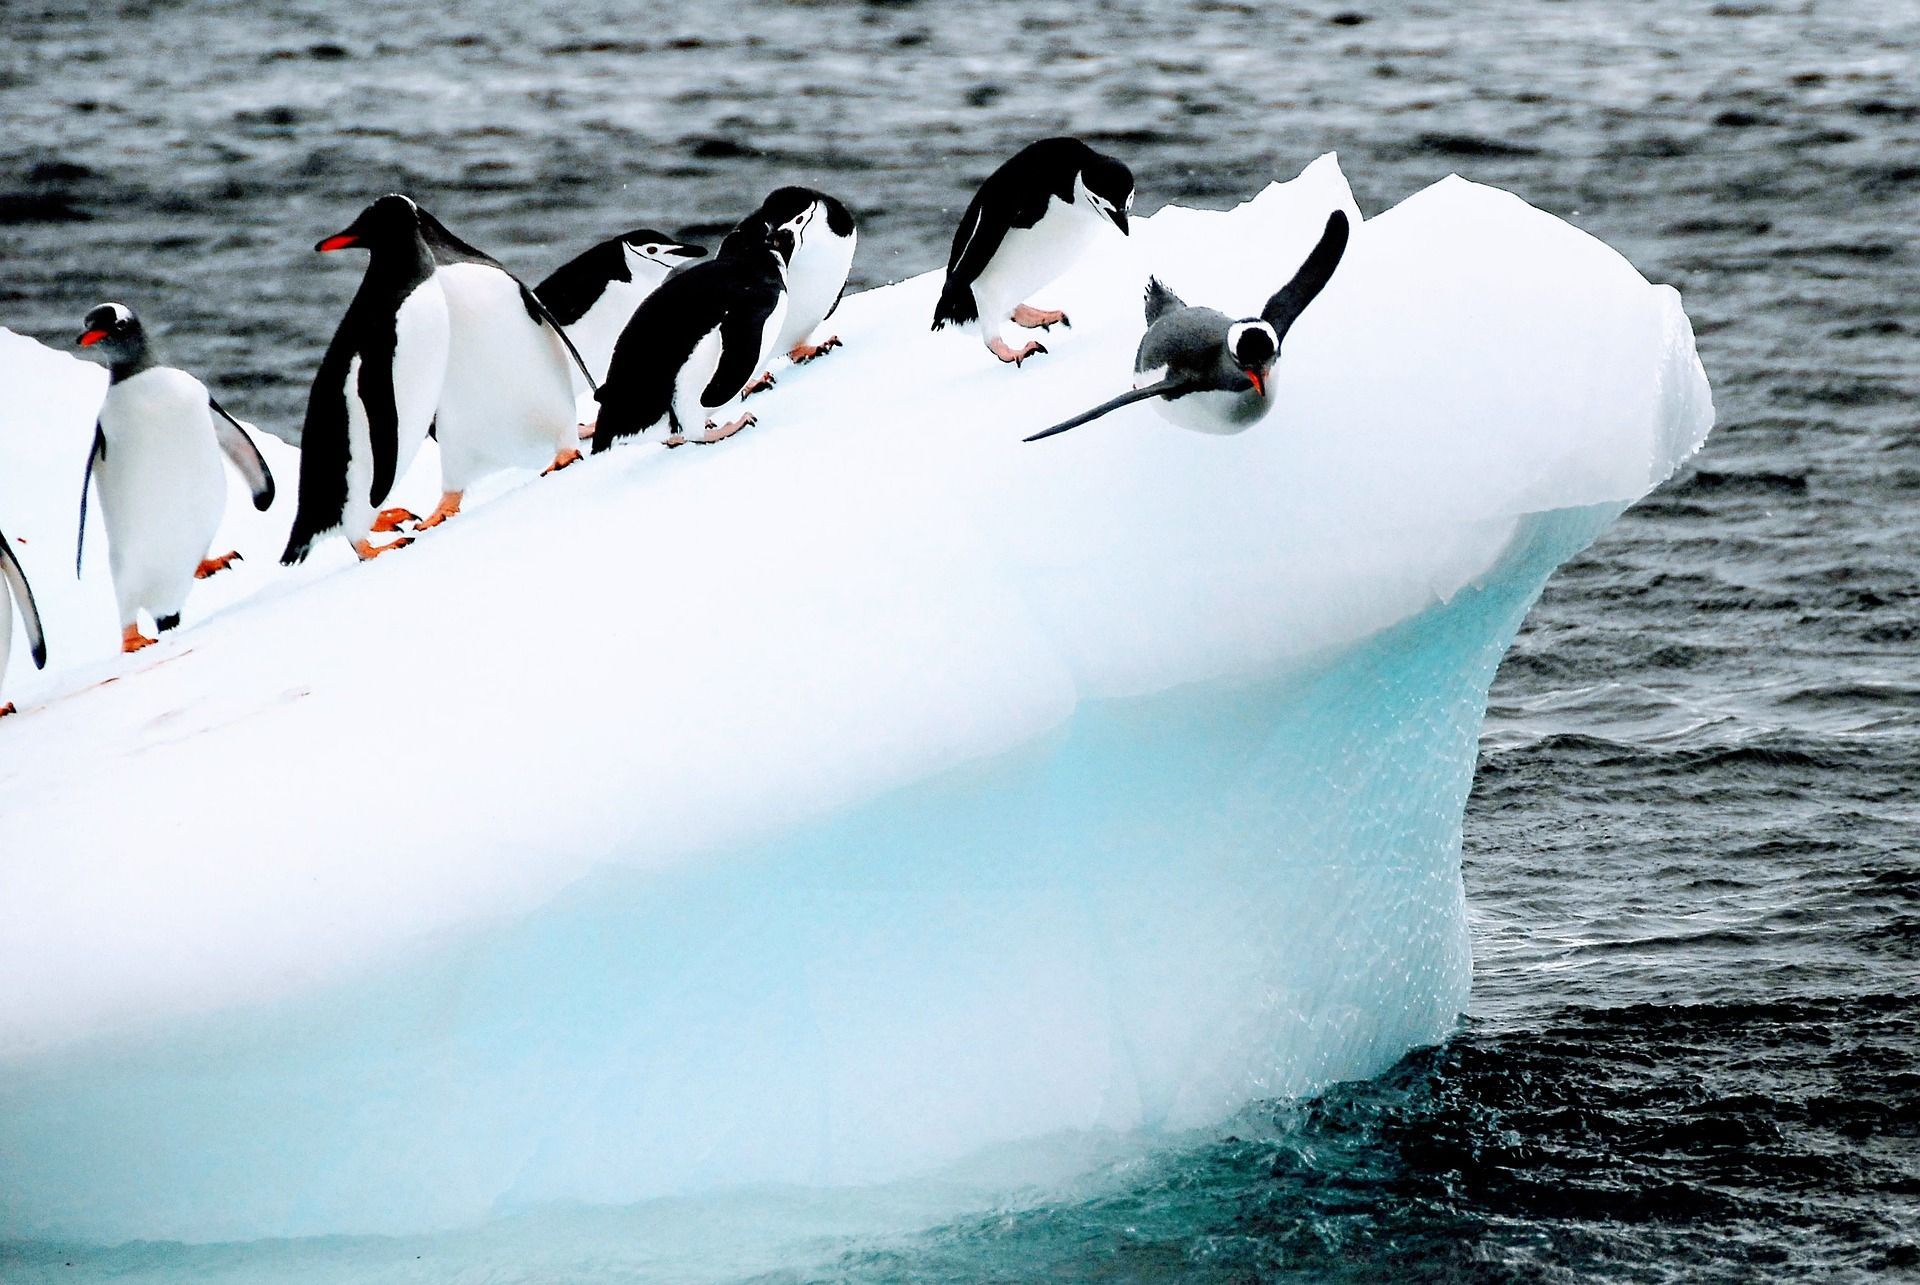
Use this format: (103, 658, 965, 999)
(371, 508, 419, 534)
(352, 536, 414, 561)
(988, 337, 1048, 366)
(741, 371, 777, 398)
(1012, 306, 1070, 331)
(121, 624, 157, 654)
(577, 420, 597, 441)
(789, 337, 842, 363)
(542, 448, 582, 476)
(0, 702, 15, 718)
(661, 434, 687, 449)
(194, 550, 242, 580)
(697, 413, 756, 445)
(414, 491, 464, 531)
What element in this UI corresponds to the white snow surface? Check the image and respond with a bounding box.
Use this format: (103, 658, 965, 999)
(0, 155, 1712, 1243)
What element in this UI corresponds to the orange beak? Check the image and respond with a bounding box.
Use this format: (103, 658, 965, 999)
(315, 233, 358, 252)
(78, 329, 107, 347)
(1244, 369, 1265, 397)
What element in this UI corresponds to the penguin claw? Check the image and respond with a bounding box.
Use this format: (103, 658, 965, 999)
(741, 371, 777, 398)
(194, 550, 242, 580)
(789, 337, 842, 363)
(352, 535, 414, 561)
(542, 448, 582, 476)
(371, 508, 419, 534)
(0, 702, 15, 718)
(698, 413, 756, 444)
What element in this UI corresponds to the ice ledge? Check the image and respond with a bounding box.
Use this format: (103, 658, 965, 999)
(0, 156, 1710, 1241)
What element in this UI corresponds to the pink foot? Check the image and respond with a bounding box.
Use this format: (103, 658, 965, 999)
(987, 337, 1048, 367)
(1012, 305, 1069, 331)
(741, 371, 776, 398)
(697, 412, 757, 444)
(789, 336, 842, 363)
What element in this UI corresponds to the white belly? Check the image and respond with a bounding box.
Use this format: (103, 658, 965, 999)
(1151, 386, 1273, 435)
(95, 368, 226, 625)
(564, 276, 660, 391)
(971, 201, 1101, 330)
(341, 280, 447, 538)
(777, 229, 856, 354)
(1, 581, 12, 693)
(434, 264, 574, 490)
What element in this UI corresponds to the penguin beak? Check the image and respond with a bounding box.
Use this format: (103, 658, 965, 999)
(1108, 208, 1130, 236)
(1243, 369, 1266, 397)
(669, 244, 707, 259)
(77, 329, 107, 347)
(315, 232, 359, 253)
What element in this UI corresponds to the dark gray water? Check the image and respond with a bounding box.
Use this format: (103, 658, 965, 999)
(3, 0, 1917, 1280)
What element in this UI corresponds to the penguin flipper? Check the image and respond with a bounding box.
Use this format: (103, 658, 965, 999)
(1144, 277, 1186, 326)
(704, 307, 777, 408)
(74, 424, 104, 578)
(357, 343, 402, 509)
(932, 196, 1006, 330)
(0, 527, 47, 670)
(1023, 377, 1192, 443)
(207, 396, 276, 511)
(1261, 210, 1351, 338)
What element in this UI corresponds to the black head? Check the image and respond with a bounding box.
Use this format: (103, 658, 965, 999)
(619, 227, 707, 267)
(76, 301, 150, 369)
(1226, 320, 1279, 396)
(720, 216, 791, 267)
(1079, 151, 1135, 235)
(315, 193, 425, 254)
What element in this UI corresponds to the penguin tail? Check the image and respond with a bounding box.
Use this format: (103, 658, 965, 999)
(931, 279, 978, 331)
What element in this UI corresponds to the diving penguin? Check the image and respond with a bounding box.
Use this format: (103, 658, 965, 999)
(1025, 210, 1350, 443)
(932, 137, 1134, 366)
(0, 526, 47, 717)
(740, 186, 856, 393)
(408, 206, 595, 531)
(281, 194, 450, 564)
(535, 228, 708, 394)
(591, 217, 792, 452)
(74, 303, 277, 652)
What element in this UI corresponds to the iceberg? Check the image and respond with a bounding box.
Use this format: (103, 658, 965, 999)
(0, 155, 1712, 1245)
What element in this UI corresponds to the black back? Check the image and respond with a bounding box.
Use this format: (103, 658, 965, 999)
(534, 227, 686, 326)
(283, 196, 437, 564)
(932, 137, 1129, 329)
(592, 221, 786, 453)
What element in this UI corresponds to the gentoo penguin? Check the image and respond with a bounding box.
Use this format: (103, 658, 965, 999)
(534, 228, 707, 394)
(281, 194, 450, 564)
(740, 186, 856, 391)
(1025, 211, 1350, 443)
(74, 303, 277, 652)
(408, 206, 593, 530)
(932, 137, 1134, 366)
(591, 217, 792, 452)
(0, 527, 48, 717)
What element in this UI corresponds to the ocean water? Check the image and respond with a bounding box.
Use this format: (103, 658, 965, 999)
(2, 1, 1915, 1280)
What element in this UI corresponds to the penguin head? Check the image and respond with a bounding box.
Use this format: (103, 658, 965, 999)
(620, 228, 706, 271)
(1077, 154, 1135, 236)
(315, 193, 423, 253)
(76, 302, 148, 365)
(1224, 320, 1279, 397)
(719, 217, 790, 273)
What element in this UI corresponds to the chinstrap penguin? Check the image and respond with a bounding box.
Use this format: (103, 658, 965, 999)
(740, 186, 856, 393)
(1025, 210, 1350, 442)
(409, 206, 593, 531)
(0, 526, 48, 717)
(281, 194, 450, 564)
(74, 303, 277, 652)
(932, 137, 1133, 366)
(592, 217, 792, 452)
(535, 228, 707, 396)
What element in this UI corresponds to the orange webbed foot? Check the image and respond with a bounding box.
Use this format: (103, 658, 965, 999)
(413, 492, 463, 532)
(543, 448, 582, 476)
(121, 625, 157, 653)
(194, 550, 242, 580)
(0, 702, 15, 718)
(371, 508, 419, 534)
(352, 536, 414, 561)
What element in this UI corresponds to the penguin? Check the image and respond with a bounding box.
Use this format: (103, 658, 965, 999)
(534, 228, 707, 394)
(282, 194, 450, 564)
(74, 303, 277, 652)
(0, 526, 48, 717)
(591, 217, 792, 452)
(932, 137, 1134, 366)
(739, 186, 856, 393)
(1025, 210, 1350, 443)
(409, 206, 595, 530)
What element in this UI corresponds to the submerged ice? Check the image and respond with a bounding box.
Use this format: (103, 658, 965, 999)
(0, 156, 1712, 1243)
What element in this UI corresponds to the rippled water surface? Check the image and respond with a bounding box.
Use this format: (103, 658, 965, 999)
(3, 0, 1916, 1280)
